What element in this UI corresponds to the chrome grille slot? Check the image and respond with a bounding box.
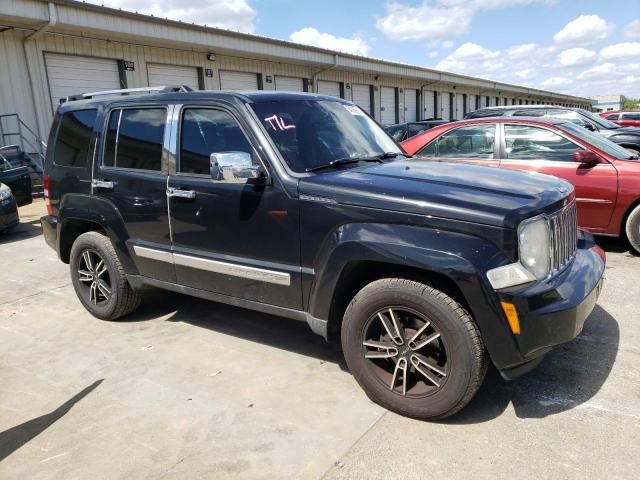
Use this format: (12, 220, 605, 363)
(548, 201, 577, 274)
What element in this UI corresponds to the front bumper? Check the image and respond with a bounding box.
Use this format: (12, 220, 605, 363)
(0, 196, 19, 231)
(495, 231, 605, 379)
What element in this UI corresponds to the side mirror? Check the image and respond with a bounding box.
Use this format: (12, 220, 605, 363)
(584, 123, 597, 132)
(572, 149, 600, 166)
(210, 151, 261, 183)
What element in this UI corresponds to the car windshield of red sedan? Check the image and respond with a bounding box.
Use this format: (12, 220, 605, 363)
(561, 122, 638, 160)
(250, 100, 401, 173)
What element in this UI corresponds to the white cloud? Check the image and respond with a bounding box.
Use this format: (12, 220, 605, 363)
(624, 19, 640, 39)
(540, 76, 572, 88)
(515, 68, 536, 79)
(553, 15, 613, 45)
(576, 63, 616, 81)
(505, 43, 539, 59)
(447, 42, 501, 60)
(376, 0, 551, 41)
(289, 27, 370, 56)
(85, 0, 257, 33)
(441, 40, 455, 49)
(556, 47, 596, 67)
(600, 42, 640, 60)
(429, 51, 440, 58)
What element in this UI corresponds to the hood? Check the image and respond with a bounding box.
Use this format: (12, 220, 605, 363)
(299, 159, 573, 229)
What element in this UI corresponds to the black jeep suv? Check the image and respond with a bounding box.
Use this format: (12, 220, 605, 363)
(466, 105, 640, 155)
(41, 88, 605, 419)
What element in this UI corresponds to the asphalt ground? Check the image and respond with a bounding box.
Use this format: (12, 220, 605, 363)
(1, 199, 638, 479)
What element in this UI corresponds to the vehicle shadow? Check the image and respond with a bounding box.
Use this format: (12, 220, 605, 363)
(0, 218, 42, 244)
(0, 379, 103, 462)
(443, 304, 619, 424)
(126, 289, 344, 365)
(595, 236, 635, 255)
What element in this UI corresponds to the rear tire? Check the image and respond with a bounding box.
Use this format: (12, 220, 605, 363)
(625, 204, 640, 255)
(341, 278, 488, 420)
(70, 231, 142, 320)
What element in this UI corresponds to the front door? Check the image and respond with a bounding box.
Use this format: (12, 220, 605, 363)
(167, 105, 302, 309)
(94, 105, 175, 282)
(499, 123, 618, 231)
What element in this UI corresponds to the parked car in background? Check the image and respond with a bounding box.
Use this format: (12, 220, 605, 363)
(384, 120, 448, 142)
(465, 105, 640, 155)
(402, 117, 640, 252)
(41, 88, 605, 420)
(0, 145, 33, 206)
(599, 111, 640, 128)
(0, 182, 19, 234)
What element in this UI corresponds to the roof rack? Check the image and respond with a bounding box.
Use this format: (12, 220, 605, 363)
(61, 85, 194, 103)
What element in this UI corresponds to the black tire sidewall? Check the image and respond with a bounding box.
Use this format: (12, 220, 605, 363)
(342, 281, 480, 419)
(70, 233, 122, 320)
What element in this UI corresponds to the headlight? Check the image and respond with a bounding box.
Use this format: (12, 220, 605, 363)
(0, 184, 12, 202)
(486, 215, 550, 290)
(518, 216, 551, 280)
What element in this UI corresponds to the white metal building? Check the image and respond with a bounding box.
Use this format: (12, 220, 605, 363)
(592, 95, 626, 113)
(0, 0, 592, 149)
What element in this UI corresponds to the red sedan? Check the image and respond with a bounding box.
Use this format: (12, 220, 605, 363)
(402, 117, 640, 252)
(599, 110, 640, 128)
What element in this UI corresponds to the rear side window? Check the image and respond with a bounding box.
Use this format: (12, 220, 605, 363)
(53, 109, 97, 167)
(419, 124, 496, 159)
(623, 113, 640, 121)
(606, 113, 620, 120)
(104, 108, 166, 171)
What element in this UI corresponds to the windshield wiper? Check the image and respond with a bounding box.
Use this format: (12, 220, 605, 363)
(306, 152, 411, 173)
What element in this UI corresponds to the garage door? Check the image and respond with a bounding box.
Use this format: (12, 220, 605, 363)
(380, 87, 397, 125)
(440, 92, 450, 121)
(45, 53, 121, 110)
(220, 70, 259, 90)
(481, 96, 488, 108)
(455, 93, 464, 120)
(317, 80, 341, 97)
(467, 94, 476, 114)
(404, 89, 417, 122)
(423, 90, 435, 119)
(275, 76, 304, 92)
(147, 64, 200, 90)
(351, 84, 371, 114)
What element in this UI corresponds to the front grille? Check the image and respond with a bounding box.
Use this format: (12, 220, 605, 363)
(549, 201, 578, 273)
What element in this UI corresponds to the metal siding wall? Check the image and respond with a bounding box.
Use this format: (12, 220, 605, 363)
(0, 30, 39, 143)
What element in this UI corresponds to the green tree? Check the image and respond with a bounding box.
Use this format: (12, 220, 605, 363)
(623, 98, 639, 110)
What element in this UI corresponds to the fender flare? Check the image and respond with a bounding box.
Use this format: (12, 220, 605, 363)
(307, 222, 519, 368)
(57, 193, 138, 273)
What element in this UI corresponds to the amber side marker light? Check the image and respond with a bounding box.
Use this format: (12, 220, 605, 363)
(501, 301, 521, 334)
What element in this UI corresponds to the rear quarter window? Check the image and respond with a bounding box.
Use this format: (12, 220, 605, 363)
(52, 109, 98, 167)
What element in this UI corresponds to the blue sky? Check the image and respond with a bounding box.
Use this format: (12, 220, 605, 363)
(89, 0, 640, 98)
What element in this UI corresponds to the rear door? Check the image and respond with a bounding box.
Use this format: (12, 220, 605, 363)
(94, 104, 175, 282)
(498, 123, 617, 231)
(415, 123, 499, 167)
(380, 87, 397, 125)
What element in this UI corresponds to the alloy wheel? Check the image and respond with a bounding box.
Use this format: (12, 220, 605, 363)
(77, 249, 112, 305)
(362, 306, 449, 398)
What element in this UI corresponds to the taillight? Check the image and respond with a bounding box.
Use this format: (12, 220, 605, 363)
(43, 174, 53, 215)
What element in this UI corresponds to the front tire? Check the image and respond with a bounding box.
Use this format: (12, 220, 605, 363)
(70, 231, 142, 320)
(341, 278, 487, 420)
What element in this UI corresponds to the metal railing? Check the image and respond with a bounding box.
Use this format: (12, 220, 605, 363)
(0, 113, 46, 172)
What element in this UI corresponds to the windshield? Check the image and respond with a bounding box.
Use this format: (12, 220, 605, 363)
(250, 100, 401, 173)
(561, 122, 637, 160)
(577, 109, 620, 129)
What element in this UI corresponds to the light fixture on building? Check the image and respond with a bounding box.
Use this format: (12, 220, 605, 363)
(207, 53, 216, 61)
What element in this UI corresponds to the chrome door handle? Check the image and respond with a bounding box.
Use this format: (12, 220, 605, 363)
(92, 179, 114, 190)
(166, 187, 196, 199)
